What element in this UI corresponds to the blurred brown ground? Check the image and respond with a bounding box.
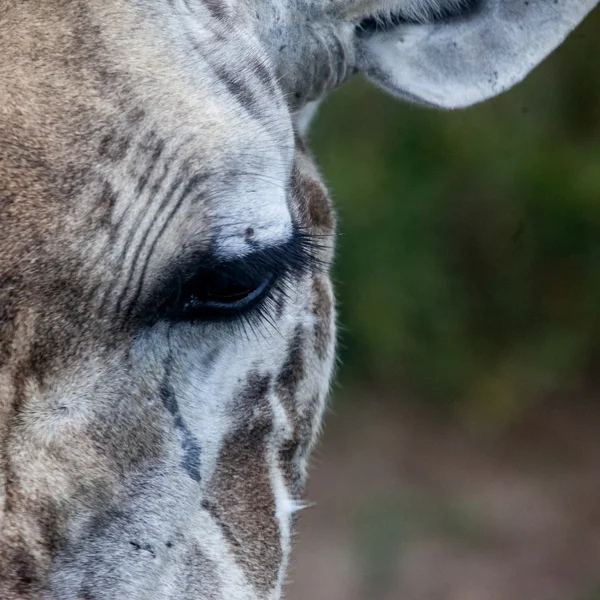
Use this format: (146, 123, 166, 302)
(286, 393, 600, 600)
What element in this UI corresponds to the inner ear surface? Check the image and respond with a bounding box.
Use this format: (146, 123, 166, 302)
(354, 0, 598, 109)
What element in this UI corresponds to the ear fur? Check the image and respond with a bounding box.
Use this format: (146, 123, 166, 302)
(354, 0, 598, 108)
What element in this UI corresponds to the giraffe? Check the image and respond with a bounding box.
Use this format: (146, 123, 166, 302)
(0, 0, 596, 598)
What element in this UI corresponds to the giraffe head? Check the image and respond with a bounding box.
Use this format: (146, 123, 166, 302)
(0, 0, 595, 598)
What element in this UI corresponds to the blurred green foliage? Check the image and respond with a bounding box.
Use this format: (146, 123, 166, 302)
(310, 12, 600, 423)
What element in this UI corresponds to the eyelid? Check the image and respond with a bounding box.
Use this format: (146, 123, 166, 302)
(142, 226, 320, 323)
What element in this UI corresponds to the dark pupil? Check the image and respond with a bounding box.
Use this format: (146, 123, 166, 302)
(196, 270, 254, 304)
(180, 264, 271, 316)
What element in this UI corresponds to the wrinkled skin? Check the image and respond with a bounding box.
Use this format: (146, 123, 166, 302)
(0, 0, 596, 598)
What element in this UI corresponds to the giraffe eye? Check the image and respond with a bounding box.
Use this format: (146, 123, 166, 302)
(154, 227, 318, 324)
(177, 263, 276, 320)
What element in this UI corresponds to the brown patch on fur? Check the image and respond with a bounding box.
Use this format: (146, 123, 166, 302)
(94, 180, 118, 230)
(35, 497, 65, 555)
(0, 273, 21, 365)
(278, 436, 302, 495)
(127, 108, 146, 125)
(311, 276, 333, 360)
(292, 165, 334, 232)
(202, 0, 228, 21)
(183, 543, 223, 597)
(251, 59, 276, 96)
(276, 327, 306, 491)
(0, 546, 40, 597)
(98, 131, 131, 162)
(0, 496, 68, 598)
(293, 132, 307, 155)
(297, 392, 322, 458)
(276, 326, 305, 418)
(207, 372, 281, 593)
(87, 398, 166, 474)
(306, 177, 334, 230)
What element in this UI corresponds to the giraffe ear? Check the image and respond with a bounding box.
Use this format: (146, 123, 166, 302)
(354, 0, 598, 109)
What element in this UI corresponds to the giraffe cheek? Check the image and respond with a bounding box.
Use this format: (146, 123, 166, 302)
(204, 373, 282, 594)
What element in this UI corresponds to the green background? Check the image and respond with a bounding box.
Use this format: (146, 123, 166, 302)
(310, 12, 600, 428)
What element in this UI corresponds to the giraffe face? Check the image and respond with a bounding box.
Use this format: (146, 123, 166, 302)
(0, 3, 334, 598)
(0, 0, 596, 598)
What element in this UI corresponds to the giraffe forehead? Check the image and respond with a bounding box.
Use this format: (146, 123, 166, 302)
(97, 9, 297, 258)
(0, 0, 298, 312)
(89, 124, 295, 301)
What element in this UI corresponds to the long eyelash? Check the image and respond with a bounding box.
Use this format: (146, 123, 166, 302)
(230, 279, 295, 342)
(206, 276, 292, 344)
(143, 225, 325, 332)
(221, 227, 323, 336)
(216, 228, 325, 339)
(201, 225, 323, 286)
